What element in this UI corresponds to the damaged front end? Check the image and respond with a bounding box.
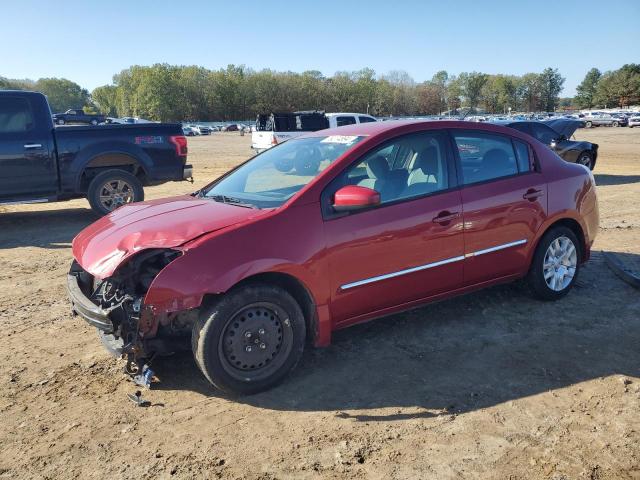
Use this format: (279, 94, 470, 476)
(67, 248, 197, 386)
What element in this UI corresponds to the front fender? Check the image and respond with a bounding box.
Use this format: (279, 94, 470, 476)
(142, 202, 330, 329)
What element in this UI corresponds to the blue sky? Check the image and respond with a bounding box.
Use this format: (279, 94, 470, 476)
(1, 0, 638, 95)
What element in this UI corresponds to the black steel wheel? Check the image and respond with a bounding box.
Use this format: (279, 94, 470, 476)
(192, 284, 306, 395)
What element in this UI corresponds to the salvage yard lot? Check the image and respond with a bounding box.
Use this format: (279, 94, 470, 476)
(1, 128, 639, 479)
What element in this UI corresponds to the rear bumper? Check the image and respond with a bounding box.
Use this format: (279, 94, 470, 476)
(66, 274, 114, 332)
(183, 164, 193, 180)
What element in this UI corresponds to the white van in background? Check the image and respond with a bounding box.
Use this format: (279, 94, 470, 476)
(251, 111, 376, 152)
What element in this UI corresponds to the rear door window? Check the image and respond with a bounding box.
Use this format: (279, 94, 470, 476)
(513, 140, 532, 172)
(452, 132, 518, 185)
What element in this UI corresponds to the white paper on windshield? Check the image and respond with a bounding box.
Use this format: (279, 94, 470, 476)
(321, 135, 360, 145)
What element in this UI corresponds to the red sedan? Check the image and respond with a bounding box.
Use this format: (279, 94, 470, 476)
(68, 121, 599, 394)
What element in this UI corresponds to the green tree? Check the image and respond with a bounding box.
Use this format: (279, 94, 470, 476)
(575, 68, 601, 109)
(91, 85, 118, 116)
(33, 78, 90, 112)
(538, 67, 565, 112)
(459, 72, 488, 112)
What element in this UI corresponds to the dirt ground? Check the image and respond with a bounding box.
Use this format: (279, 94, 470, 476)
(1, 127, 639, 480)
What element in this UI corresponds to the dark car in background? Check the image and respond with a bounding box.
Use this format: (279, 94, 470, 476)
(53, 108, 106, 126)
(499, 119, 598, 170)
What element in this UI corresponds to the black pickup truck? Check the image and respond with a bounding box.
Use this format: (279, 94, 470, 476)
(53, 108, 107, 125)
(0, 90, 192, 215)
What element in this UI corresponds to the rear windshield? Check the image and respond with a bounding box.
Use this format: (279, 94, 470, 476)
(203, 135, 364, 208)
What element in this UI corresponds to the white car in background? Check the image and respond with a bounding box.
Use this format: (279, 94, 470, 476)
(628, 115, 640, 128)
(251, 111, 376, 151)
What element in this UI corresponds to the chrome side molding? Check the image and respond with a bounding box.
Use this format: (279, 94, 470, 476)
(464, 239, 527, 258)
(340, 239, 527, 290)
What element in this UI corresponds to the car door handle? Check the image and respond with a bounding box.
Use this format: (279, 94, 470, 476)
(432, 211, 460, 224)
(523, 189, 544, 201)
(24, 143, 43, 149)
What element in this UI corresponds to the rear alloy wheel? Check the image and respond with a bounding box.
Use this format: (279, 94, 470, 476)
(192, 284, 306, 395)
(577, 151, 594, 170)
(527, 226, 581, 300)
(87, 170, 144, 215)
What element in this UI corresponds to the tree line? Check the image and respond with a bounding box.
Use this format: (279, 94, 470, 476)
(1, 64, 638, 122)
(575, 64, 640, 109)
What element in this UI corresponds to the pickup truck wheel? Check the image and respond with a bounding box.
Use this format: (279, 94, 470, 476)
(527, 226, 581, 301)
(192, 284, 306, 395)
(87, 170, 144, 215)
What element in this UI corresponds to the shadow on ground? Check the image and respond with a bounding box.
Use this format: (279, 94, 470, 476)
(153, 252, 640, 419)
(0, 207, 97, 249)
(594, 174, 640, 186)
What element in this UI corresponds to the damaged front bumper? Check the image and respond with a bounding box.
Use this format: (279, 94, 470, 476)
(67, 273, 115, 333)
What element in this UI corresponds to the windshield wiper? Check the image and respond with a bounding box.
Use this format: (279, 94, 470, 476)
(208, 194, 257, 209)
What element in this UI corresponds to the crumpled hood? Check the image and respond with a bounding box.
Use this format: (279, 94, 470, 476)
(72, 195, 268, 278)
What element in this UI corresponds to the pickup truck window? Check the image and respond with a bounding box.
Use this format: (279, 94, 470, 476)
(336, 116, 357, 127)
(0, 96, 34, 133)
(358, 116, 376, 123)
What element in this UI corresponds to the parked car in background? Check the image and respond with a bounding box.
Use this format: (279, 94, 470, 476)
(223, 124, 239, 132)
(325, 112, 378, 127)
(610, 113, 628, 127)
(1, 90, 192, 215)
(182, 125, 197, 136)
(107, 117, 154, 125)
(252, 111, 376, 152)
(628, 115, 640, 128)
(68, 120, 598, 394)
(582, 112, 618, 128)
(499, 119, 598, 170)
(198, 125, 212, 135)
(53, 108, 106, 126)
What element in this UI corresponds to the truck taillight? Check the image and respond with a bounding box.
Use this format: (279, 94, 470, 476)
(170, 135, 188, 157)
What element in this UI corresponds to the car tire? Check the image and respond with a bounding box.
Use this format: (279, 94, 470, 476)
(612, 121, 619, 127)
(576, 151, 594, 170)
(87, 169, 144, 215)
(527, 226, 581, 301)
(585, 121, 592, 128)
(192, 283, 306, 395)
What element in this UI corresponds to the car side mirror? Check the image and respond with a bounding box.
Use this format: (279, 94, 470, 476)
(333, 185, 381, 212)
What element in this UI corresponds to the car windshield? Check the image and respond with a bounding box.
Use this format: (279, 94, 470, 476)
(203, 135, 364, 208)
